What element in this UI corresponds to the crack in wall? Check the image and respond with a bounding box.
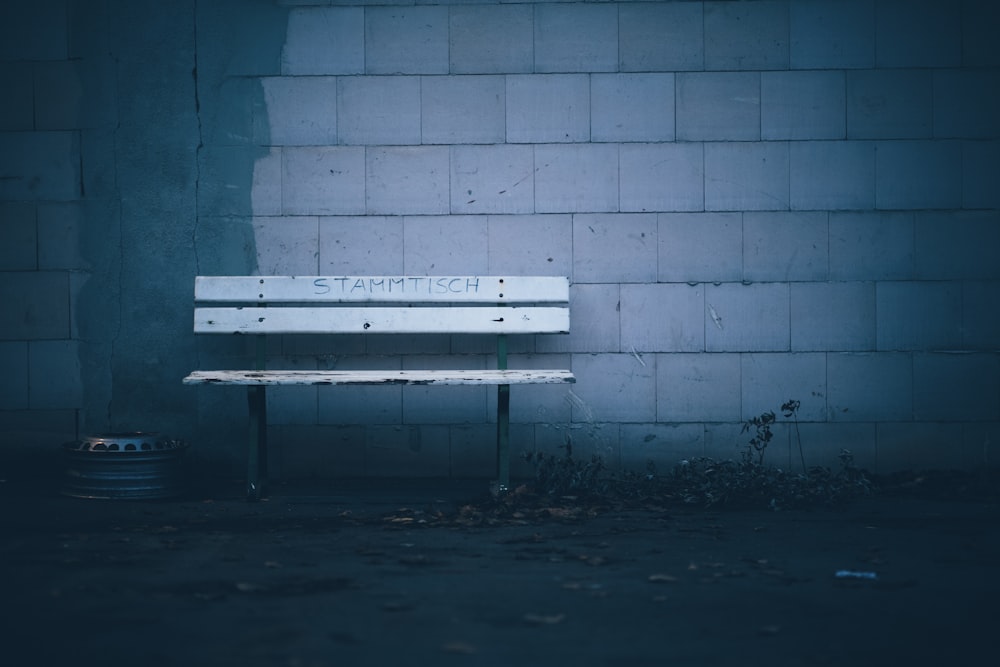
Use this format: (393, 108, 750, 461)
(192, 0, 202, 276)
(108, 49, 124, 429)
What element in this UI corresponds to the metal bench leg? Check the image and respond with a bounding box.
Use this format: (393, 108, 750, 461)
(495, 332, 511, 493)
(496, 383, 510, 492)
(247, 385, 267, 501)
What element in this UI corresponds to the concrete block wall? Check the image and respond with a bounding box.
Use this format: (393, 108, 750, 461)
(0, 3, 88, 455)
(2, 0, 998, 480)
(244, 0, 999, 478)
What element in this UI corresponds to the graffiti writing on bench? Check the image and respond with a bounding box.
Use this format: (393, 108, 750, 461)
(312, 277, 482, 295)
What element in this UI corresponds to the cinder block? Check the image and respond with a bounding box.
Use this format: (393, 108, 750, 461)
(846, 70, 932, 139)
(705, 142, 789, 212)
(591, 74, 674, 143)
(281, 7, 364, 75)
(0, 341, 28, 409)
(829, 211, 914, 281)
(487, 214, 571, 276)
(259, 76, 337, 146)
(0, 272, 70, 340)
(704, 422, 754, 462)
(316, 356, 403, 426)
(0, 132, 80, 201)
(365, 6, 448, 75)
(0, 202, 36, 270)
(740, 352, 827, 422)
(254, 147, 284, 216)
(743, 211, 828, 282)
(705, 283, 790, 352)
(962, 0, 1000, 67)
(0, 3, 67, 60)
(37, 202, 83, 270)
(676, 72, 760, 141)
(657, 352, 741, 422)
(619, 143, 703, 213)
(402, 215, 488, 275)
(790, 141, 875, 211)
(506, 74, 589, 143)
(572, 213, 657, 283)
(569, 353, 656, 423)
(366, 146, 449, 216)
(534, 3, 617, 73)
(32, 60, 83, 130)
(789, 0, 875, 69)
(876, 281, 963, 351)
(875, 140, 962, 210)
(658, 212, 742, 283)
(79, 129, 118, 200)
(915, 211, 1000, 280)
(0, 64, 33, 130)
(796, 423, 877, 472)
(762, 71, 845, 140)
(208, 77, 258, 146)
(621, 423, 705, 471)
(279, 333, 364, 359)
(875, 0, 961, 68)
(268, 384, 318, 426)
(319, 216, 404, 275)
(29, 340, 81, 409)
(914, 353, 1000, 421)
(705, 1, 789, 71)
(449, 4, 533, 74)
(193, 216, 257, 276)
(199, 145, 281, 217)
(272, 425, 365, 479)
(422, 76, 504, 144)
(194, 0, 285, 78)
(535, 283, 621, 354)
(535, 422, 621, 470)
(963, 282, 1000, 350)
(0, 409, 80, 457)
(963, 423, 1000, 470)
(450, 144, 533, 215)
(403, 355, 487, 424)
(367, 333, 451, 357)
(535, 144, 619, 213)
(619, 2, 703, 72)
(338, 76, 420, 145)
(827, 352, 912, 422)
(252, 216, 319, 275)
(933, 70, 1000, 139)
(74, 56, 118, 131)
(449, 424, 499, 478)
(365, 425, 451, 477)
(963, 140, 1000, 210)
(791, 282, 876, 352)
(280, 147, 363, 216)
(621, 283, 704, 353)
(876, 422, 960, 473)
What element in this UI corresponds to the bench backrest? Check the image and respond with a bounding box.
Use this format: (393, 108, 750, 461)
(193, 276, 570, 335)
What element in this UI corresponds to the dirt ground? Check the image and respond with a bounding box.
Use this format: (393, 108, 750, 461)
(2, 474, 997, 667)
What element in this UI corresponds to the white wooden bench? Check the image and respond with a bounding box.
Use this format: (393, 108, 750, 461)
(183, 275, 575, 499)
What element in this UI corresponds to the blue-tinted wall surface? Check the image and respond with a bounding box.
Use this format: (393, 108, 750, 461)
(1, 0, 998, 479)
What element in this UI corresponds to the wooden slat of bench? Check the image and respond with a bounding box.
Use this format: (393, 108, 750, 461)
(195, 276, 569, 304)
(183, 369, 576, 386)
(194, 306, 569, 335)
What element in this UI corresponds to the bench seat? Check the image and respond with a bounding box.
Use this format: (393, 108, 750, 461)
(184, 369, 576, 386)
